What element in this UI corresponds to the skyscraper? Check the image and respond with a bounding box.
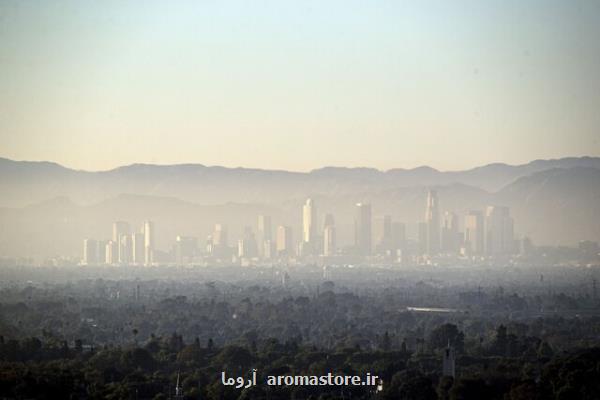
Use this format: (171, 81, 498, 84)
(302, 198, 317, 254)
(105, 240, 116, 265)
(391, 222, 406, 252)
(83, 239, 98, 265)
(276, 225, 294, 257)
(484, 206, 515, 255)
(144, 220, 154, 266)
(418, 222, 427, 255)
(323, 213, 336, 257)
(210, 223, 229, 258)
(132, 232, 145, 265)
(425, 190, 440, 255)
(441, 211, 459, 253)
(257, 215, 272, 258)
(119, 234, 132, 264)
(213, 224, 228, 247)
(112, 221, 131, 264)
(377, 215, 393, 253)
(354, 203, 372, 256)
(464, 210, 484, 255)
(97, 240, 108, 264)
(238, 226, 258, 259)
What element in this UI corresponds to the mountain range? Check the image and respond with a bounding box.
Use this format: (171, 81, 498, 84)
(0, 156, 599, 257)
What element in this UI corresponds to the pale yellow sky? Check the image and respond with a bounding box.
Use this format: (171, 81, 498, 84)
(1, 1, 599, 171)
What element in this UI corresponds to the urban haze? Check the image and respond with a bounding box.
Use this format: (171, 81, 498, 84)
(1, 1, 600, 400)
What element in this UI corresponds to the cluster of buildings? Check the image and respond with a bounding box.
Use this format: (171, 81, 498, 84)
(82, 221, 155, 266)
(81, 190, 523, 267)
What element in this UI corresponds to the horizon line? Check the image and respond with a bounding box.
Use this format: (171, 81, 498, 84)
(1, 155, 598, 175)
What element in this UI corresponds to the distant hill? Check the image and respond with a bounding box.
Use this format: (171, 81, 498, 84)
(0, 159, 599, 256)
(496, 167, 600, 246)
(1, 156, 599, 207)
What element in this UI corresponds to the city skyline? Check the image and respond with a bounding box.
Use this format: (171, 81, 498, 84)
(79, 191, 522, 267)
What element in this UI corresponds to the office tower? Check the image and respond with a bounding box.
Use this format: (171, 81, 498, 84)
(111, 221, 131, 264)
(484, 206, 515, 255)
(441, 211, 459, 253)
(464, 210, 484, 255)
(276, 225, 294, 257)
(83, 239, 98, 265)
(213, 224, 228, 246)
(131, 232, 145, 265)
(323, 213, 336, 257)
(119, 234, 132, 264)
(354, 203, 372, 256)
(302, 198, 317, 252)
(97, 240, 108, 264)
(377, 215, 393, 253)
(175, 235, 198, 265)
(105, 240, 116, 265)
(391, 222, 406, 251)
(238, 226, 258, 258)
(257, 215, 272, 258)
(382, 215, 392, 242)
(263, 239, 274, 259)
(418, 222, 427, 255)
(425, 190, 440, 255)
(210, 224, 229, 258)
(143, 221, 154, 266)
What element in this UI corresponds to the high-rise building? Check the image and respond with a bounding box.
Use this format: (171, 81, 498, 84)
(302, 198, 317, 252)
(213, 224, 227, 246)
(119, 234, 132, 264)
(257, 215, 272, 258)
(276, 225, 294, 257)
(143, 221, 154, 266)
(111, 221, 131, 264)
(425, 190, 440, 255)
(418, 222, 427, 255)
(376, 215, 394, 253)
(97, 240, 108, 264)
(105, 240, 116, 265)
(464, 210, 484, 255)
(132, 232, 145, 265)
(210, 224, 229, 258)
(441, 211, 459, 253)
(484, 206, 515, 255)
(354, 203, 372, 256)
(391, 222, 406, 252)
(83, 239, 98, 265)
(323, 213, 336, 257)
(238, 226, 258, 258)
(263, 239, 274, 259)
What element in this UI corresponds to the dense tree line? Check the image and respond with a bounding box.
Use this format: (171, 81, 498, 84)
(0, 331, 599, 399)
(1, 266, 599, 399)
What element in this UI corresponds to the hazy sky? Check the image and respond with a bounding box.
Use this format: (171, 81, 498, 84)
(1, 0, 599, 171)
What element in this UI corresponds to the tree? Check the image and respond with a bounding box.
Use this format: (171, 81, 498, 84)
(121, 348, 157, 371)
(429, 324, 464, 353)
(450, 378, 490, 400)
